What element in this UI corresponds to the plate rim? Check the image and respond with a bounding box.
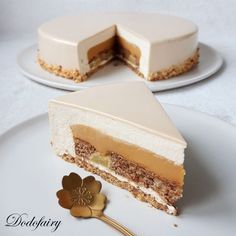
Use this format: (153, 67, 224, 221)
(17, 43, 223, 92)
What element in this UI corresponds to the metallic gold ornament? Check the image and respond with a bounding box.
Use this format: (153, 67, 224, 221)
(57, 172, 134, 236)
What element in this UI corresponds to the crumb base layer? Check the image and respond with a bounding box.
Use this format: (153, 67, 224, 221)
(61, 153, 178, 215)
(38, 57, 113, 83)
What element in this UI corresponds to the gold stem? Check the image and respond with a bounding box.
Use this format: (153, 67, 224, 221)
(97, 213, 135, 236)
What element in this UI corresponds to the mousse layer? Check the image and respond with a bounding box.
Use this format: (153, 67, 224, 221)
(49, 82, 187, 166)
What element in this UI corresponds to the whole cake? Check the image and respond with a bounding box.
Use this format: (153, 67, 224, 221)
(38, 13, 199, 82)
(49, 82, 187, 215)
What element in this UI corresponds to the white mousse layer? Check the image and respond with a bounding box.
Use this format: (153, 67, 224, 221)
(49, 102, 185, 165)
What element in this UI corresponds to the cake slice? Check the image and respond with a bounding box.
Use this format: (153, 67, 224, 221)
(49, 82, 187, 215)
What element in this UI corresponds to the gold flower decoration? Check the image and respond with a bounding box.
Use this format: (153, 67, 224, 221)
(56, 172, 106, 218)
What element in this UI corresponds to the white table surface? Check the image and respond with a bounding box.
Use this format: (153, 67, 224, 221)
(0, 0, 236, 134)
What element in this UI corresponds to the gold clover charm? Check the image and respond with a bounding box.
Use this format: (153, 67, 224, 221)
(57, 172, 135, 236)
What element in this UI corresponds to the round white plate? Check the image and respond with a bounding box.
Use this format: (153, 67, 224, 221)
(17, 43, 223, 92)
(0, 104, 235, 236)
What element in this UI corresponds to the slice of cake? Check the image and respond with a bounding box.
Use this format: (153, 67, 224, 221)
(39, 13, 199, 82)
(49, 82, 187, 215)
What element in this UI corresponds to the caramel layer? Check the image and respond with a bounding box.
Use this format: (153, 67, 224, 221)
(71, 124, 184, 185)
(115, 36, 141, 61)
(87, 36, 141, 64)
(88, 37, 115, 62)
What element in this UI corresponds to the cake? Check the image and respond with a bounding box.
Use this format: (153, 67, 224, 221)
(49, 82, 187, 215)
(38, 13, 199, 82)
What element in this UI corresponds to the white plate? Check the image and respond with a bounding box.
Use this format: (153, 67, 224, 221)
(0, 105, 236, 235)
(17, 43, 223, 92)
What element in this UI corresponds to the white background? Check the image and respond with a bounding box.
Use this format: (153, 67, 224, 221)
(0, 0, 236, 134)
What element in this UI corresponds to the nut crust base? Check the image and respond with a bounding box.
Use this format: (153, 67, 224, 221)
(62, 153, 178, 215)
(37, 48, 199, 83)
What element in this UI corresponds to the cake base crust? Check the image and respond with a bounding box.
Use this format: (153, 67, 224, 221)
(38, 58, 87, 82)
(37, 48, 199, 82)
(61, 153, 178, 215)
